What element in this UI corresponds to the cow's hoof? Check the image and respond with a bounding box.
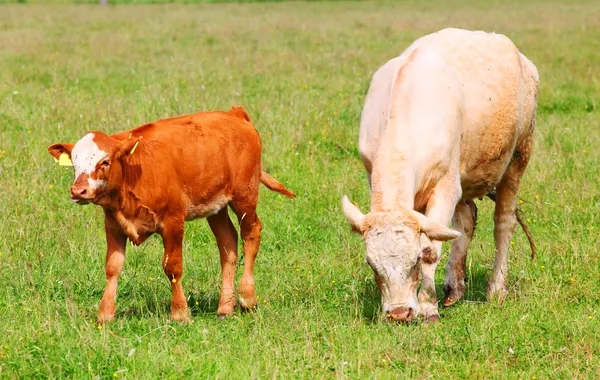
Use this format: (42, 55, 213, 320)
(487, 282, 507, 305)
(443, 283, 465, 307)
(443, 296, 458, 307)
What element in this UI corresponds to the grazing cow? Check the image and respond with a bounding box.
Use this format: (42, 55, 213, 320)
(48, 106, 295, 323)
(342, 28, 539, 322)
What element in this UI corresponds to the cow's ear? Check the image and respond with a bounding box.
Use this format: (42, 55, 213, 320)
(410, 210, 461, 242)
(342, 195, 366, 234)
(115, 137, 142, 159)
(48, 143, 74, 160)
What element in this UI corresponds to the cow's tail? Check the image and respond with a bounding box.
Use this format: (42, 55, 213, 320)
(260, 171, 296, 199)
(486, 191, 536, 260)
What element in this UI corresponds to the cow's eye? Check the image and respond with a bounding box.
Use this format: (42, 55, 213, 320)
(101, 160, 110, 167)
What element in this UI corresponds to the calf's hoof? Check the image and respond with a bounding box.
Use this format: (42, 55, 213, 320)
(98, 301, 116, 324)
(97, 313, 115, 324)
(216, 305, 234, 320)
(386, 307, 414, 323)
(239, 297, 257, 312)
(171, 308, 191, 323)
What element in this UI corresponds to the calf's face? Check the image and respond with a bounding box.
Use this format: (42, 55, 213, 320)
(48, 132, 140, 205)
(341, 196, 460, 322)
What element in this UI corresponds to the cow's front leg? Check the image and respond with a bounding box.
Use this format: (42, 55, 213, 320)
(444, 200, 477, 306)
(418, 173, 461, 322)
(98, 221, 127, 324)
(161, 221, 190, 322)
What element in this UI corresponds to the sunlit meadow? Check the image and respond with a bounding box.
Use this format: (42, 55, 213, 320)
(0, 0, 599, 377)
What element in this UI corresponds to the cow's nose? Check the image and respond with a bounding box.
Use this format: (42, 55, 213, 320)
(70, 186, 89, 199)
(387, 307, 414, 323)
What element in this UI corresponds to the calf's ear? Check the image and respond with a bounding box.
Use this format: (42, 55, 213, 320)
(48, 143, 74, 160)
(115, 137, 142, 159)
(342, 195, 366, 234)
(411, 211, 461, 242)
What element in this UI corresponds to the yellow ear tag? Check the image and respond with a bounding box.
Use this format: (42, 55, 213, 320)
(129, 137, 142, 155)
(58, 152, 73, 166)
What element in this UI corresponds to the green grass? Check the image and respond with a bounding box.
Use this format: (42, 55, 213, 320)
(1, 0, 599, 378)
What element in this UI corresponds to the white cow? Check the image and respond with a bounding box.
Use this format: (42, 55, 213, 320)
(342, 28, 539, 322)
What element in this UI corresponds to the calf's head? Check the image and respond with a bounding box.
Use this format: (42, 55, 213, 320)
(48, 132, 141, 205)
(341, 195, 460, 322)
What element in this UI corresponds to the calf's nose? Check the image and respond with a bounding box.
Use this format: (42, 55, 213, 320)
(387, 307, 414, 323)
(70, 186, 88, 199)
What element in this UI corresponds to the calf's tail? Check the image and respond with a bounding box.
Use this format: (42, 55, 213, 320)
(260, 171, 296, 199)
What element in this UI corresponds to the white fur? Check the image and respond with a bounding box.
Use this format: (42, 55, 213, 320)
(71, 133, 108, 189)
(346, 28, 539, 317)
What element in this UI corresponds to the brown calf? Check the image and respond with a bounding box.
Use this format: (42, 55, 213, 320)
(48, 106, 295, 323)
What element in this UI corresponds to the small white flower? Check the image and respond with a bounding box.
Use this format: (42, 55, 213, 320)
(13, 91, 18, 95)
(508, 348, 514, 354)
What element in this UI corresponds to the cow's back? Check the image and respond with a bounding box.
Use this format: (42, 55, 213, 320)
(391, 29, 537, 199)
(417, 29, 538, 198)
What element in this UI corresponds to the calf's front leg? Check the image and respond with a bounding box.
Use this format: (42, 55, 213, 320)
(161, 221, 190, 322)
(98, 220, 127, 324)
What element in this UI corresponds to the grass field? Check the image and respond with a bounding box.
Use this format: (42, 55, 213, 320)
(1, 0, 599, 378)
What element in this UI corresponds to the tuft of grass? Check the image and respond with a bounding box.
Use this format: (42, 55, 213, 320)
(1, 0, 599, 377)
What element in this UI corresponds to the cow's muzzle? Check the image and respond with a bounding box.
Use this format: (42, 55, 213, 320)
(386, 307, 415, 323)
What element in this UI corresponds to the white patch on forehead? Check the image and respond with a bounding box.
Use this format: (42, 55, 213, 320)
(71, 133, 108, 189)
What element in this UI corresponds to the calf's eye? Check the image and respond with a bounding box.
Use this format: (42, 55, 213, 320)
(101, 160, 110, 167)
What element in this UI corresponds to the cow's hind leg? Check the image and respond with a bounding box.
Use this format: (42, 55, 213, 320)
(488, 133, 533, 302)
(160, 221, 190, 322)
(98, 221, 127, 323)
(443, 200, 477, 307)
(230, 200, 262, 311)
(207, 207, 239, 319)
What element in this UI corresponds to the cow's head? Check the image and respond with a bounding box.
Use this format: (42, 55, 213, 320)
(341, 195, 460, 322)
(48, 132, 141, 205)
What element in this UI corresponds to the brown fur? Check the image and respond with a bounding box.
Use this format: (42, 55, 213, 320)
(48, 106, 295, 322)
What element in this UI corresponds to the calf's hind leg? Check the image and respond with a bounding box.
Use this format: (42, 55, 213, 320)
(443, 200, 477, 307)
(230, 201, 262, 311)
(207, 207, 239, 318)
